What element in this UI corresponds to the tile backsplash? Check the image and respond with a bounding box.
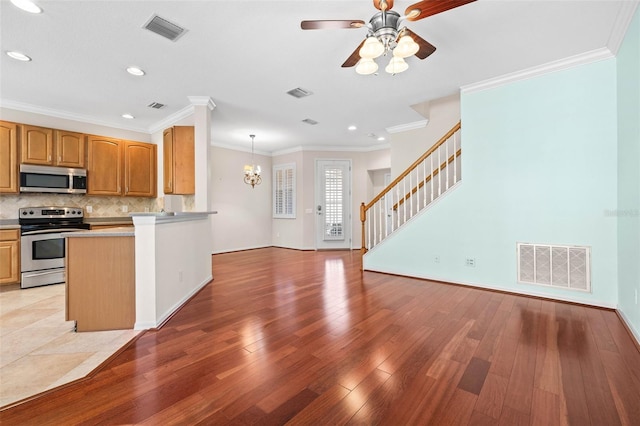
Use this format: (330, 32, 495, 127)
(0, 194, 165, 219)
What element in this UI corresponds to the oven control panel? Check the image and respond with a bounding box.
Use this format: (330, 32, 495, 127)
(19, 206, 84, 219)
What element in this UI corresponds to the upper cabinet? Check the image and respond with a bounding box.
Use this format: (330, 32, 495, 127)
(163, 126, 194, 195)
(87, 136, 156, 197)
(55, 130, 85, 168)
(124, 141, 156, 197)
(0, 121, 18, 193)
(87, 136, 122, 196)
(21, 124, 85, 168)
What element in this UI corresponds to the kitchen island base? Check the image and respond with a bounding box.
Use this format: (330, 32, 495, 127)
(66, 234, 135, 332)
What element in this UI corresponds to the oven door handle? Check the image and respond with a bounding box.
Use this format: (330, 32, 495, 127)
(21, 228, 87, 236)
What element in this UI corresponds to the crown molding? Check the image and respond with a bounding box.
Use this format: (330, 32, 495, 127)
(385, 120, 429, 134)
(0, 99, 149, 133)
(461, 47, 614, 95)
(211, 142, 270, 157)
(147, 104, 194, 134)
(187, 96, 216, 110)
(272, 143, 390, 157)
(607, 1, 639, 54)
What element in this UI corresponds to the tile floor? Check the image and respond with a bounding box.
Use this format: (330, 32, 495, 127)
(0, 283, 139, 408)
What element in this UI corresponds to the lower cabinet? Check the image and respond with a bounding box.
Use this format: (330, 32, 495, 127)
(0, 229, 20, 285)
(66, 235, 135, 331)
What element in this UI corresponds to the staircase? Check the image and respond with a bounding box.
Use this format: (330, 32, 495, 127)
(360, 121, 462, 253)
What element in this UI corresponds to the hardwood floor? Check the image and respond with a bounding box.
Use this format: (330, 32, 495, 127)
(1, 247, 639, 425)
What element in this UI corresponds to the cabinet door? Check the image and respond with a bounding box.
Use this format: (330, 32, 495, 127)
(124, 141, 156, 197)
(0, 230, 20, 285)
(0, 121, 18, 193)
(21, 125, 54, 165)
(163, 128, 174, 194)
(87, 136, 122, 195)
(55, 130, 85, 168)
(172, 126, 195, 194)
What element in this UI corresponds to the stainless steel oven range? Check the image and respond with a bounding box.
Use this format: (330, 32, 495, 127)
(19, 206, 90, 289)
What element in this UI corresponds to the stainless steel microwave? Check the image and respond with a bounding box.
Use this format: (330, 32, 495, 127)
(19, 164, 87, 194)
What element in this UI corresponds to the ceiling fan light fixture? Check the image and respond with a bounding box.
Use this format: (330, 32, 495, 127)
(393, 35, 419, 58)
(356, 58, 378, 75)
(385, 56, 408, 74)
(359, 36, 384, 59)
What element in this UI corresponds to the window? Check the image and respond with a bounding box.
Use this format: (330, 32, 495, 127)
(273, 163, 296, 218)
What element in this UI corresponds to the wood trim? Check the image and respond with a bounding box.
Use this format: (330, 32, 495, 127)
(364, 121, 461, 211)
(393, 148, 462, 210)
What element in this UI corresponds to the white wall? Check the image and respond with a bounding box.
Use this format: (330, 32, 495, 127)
(210, 145, 272, 253)
(390, 94, 460, 178)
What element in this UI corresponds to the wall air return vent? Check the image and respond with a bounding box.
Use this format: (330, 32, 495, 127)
(517, 243, 591, 292)
(143, 14, 188, 42)
(302, 118, 318, 125)
(287, 88, 313, 99)
(147, 102, 166, 109)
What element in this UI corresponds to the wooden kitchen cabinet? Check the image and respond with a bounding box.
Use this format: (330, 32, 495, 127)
(20, 124, 53, 165)
(124, 141, 156, 197)
(0, 121, 18, 193)
(163, 126, 194, 194)
(21, 125, 85, 168)
(66, 235, 135, 331)
(54, 130, 85, 168)
(87, 136, 156, 197)
(87, 135, 122, 195)
(0, 229, 20, 285)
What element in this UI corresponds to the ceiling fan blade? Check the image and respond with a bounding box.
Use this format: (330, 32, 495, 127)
(373, 0, 394, 11)
(301, 20, 365, 30)
(403, 28, 436, 59)
(405, 0, 476, 21)
(341, 39, 366, 68)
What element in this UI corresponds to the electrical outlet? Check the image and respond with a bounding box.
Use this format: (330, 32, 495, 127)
(86, 206, 93, 213)
(636, 289, 638, 305)
(179, 271, 183, 283)
(121, 205, 128, 213)
(466, 258, 475, 267)
(434, 256, 440, 263)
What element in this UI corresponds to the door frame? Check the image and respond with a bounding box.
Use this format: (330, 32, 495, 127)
(314, 158, 352, 250)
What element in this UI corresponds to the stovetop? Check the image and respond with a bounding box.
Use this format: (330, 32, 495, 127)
(19, 206, 84, 222)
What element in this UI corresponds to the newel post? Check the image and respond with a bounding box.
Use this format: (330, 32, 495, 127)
(360, 202, 367, 254)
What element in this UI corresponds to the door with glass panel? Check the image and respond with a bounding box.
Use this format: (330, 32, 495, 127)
(315, 159, 352, 250)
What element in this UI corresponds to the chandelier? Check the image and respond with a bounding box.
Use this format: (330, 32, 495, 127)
(243, 134, 262, 188)
(355, 11, 419, 75)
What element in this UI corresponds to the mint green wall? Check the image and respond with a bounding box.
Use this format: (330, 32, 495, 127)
(617, 8, 640, 339)
(365, 59, 619, 307)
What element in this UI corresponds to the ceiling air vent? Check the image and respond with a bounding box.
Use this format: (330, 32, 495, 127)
(302, 118, 318, 125)
(287, 88, 313, 99)
(143, 14, 188, 42)
(147, 102, 166, 109)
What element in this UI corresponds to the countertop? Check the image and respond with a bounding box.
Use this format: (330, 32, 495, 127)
(61, 227, 135, 238)
(84, 217, 134, 226)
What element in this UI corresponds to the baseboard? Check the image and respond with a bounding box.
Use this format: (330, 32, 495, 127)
(212, 244, 271, 254)
(616, 309, 640, 352)
(134, 275, 212, 330)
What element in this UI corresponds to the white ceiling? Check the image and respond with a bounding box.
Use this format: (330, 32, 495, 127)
(0, 0, 634, 153)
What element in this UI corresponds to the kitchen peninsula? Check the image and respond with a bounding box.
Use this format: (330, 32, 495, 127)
(64, 211, 216, 332)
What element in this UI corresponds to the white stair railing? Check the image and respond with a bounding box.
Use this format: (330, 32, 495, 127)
(360, 122, 462, 253)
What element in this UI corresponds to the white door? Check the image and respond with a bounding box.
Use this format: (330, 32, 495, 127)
(316, 159, 352, 250)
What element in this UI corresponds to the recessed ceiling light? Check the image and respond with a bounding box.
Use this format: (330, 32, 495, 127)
(10, 0, 42, 14)
(6, 51, 31, 62)
(348, 125, 357, 131)
(122, 114, 135, 119)
(126, 67, 145, 76)
(377, 136, 385, 141)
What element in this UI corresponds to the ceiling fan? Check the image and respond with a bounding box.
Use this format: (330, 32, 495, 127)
(301, 0, 476, 75)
